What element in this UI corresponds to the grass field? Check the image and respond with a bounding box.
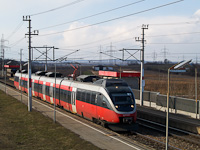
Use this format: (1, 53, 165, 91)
(144, 70, 200, 100)
(0, 90, 101, 150)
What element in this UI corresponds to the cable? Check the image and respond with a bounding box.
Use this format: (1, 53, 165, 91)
(149, 20, 200, 26)
(5, 21, 24, 40)
(62, 27, 139, 48)
(39, 0, 184, 36)
(147, 42, 200, 45)
(29, 0, 86, 16)
(38, 0, 145, 30)
(9, 37, 26, 47)
(147, 31, 200, 37)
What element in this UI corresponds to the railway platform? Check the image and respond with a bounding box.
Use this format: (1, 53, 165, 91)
(136, 102, 200, 134)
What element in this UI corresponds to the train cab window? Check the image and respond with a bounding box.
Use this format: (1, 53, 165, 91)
(110, 93, 134, 112)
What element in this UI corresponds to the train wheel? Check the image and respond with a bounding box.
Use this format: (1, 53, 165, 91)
(99, 119, 107, 128)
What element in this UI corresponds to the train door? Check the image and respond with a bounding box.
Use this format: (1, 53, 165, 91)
(42, 81, 46, 101)
(71, 87, 77, 113)
(89, 92, 98, 119)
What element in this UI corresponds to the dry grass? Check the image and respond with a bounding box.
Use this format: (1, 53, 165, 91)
(0, 90, 101, 150)
(144, 71, 200, 100)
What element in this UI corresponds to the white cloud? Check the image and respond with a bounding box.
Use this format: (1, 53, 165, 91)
(193, 9, 200, 18)
(58, 14, 200, 62)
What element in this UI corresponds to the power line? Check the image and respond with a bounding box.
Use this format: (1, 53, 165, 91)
(29, 0, 86, 16)
(148, 42, 200, 45)
(146, 31, 200, 37)
(38, 0, 145, 30)
(5, 21, 24, 40)
(9, 37, 26, 47)
(39, 0, 184, 36)
(149, 20, 200, 26)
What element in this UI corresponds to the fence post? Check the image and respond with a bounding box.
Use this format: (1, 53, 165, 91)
(174, 97, 177, 114)
(149, 92, 151, 107)
(196, 100, 198, 119)
(198, 101, 200, 119)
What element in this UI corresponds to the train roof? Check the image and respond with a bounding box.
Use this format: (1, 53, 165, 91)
(93, 79, 128, 88)
(76, 75, 100, 82)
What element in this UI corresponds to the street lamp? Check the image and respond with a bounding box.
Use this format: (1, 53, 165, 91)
(165, 59, 192, 150)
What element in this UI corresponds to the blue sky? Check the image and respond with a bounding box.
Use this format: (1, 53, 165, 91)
(0, 0, 200, 63)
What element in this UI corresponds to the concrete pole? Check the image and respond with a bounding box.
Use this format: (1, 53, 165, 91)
(45, 46, 47, 72)
(20, 49, 23, 102)
(28, 17, 32, 112)
(140, 26, 145, 106)
(166, 68, 170, 150)
(53, 47, 56, 123)
(195, 68, 198, 118)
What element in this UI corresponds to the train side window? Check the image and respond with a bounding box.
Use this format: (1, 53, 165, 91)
(22, 80, 24, 87)
(97, 94, 110, 109)
(39, 84, 42, 93)
(55, 88, 59, 99)
(25, 81, 27, 88)
(81, 91, 86, 102)
(62, 90, 66, 102)
(46, 86, 49, 96)
(76, 89, 81, 101)
(59, 89, 63, 100)
(35, 83, 38, 92)
(97, 94, 102, 106)
(49, 86, 53, 97)
(14, 76, 19, 82)
(86, 91, 91, 103)
(102, 96, 111, 109)
(91, 92, 96, 105)
(68, 91, 71, 103)
(63, 90, 67, 102)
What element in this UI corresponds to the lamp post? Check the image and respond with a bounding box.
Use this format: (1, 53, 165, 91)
(166, 59, 192, 150)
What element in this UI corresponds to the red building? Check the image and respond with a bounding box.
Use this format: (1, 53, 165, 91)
(99, 70, 140, 89)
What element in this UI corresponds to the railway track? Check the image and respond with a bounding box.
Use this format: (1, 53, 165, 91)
(1, 77, 200, 150)
(123, 118, 200, 150)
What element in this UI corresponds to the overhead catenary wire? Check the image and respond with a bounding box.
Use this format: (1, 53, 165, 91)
(147, 42, 200, 45)
(38, 0, 145, 30)
(5, 21, 24, 40)
(39, 0, 184, 36)
(149, 20, 200, 26)
(29, 0, 86, 16)
(9, 37, 26, 47)
(146, 31, 200, 37)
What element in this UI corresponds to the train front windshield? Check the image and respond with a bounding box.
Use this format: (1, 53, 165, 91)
(111, 93, 135, 112)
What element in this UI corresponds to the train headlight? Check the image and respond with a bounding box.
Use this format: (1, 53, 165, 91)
(115, 105, 118, 108)
(131, 105, 134, 108)
(116, 86, 118, 89)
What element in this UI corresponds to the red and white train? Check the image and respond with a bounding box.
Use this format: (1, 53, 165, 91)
(14, 71, 137, 128)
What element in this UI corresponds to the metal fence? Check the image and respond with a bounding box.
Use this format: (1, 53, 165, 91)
(132, 89, 200, 119)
